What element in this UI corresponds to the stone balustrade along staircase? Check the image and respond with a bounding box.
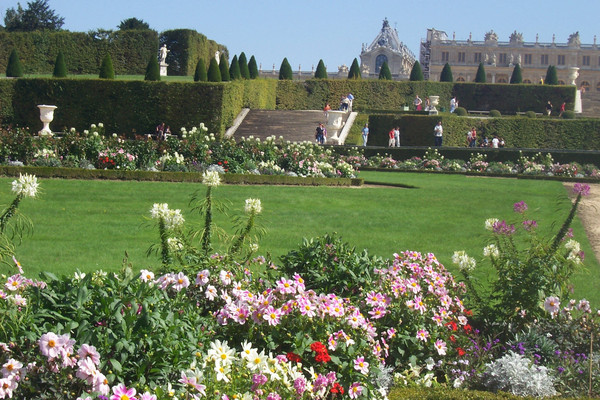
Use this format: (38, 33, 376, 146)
(226, 109, 353, 143)
(580, 90, 600, 117)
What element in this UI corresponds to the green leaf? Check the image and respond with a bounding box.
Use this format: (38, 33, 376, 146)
(109, 358, 122, 374)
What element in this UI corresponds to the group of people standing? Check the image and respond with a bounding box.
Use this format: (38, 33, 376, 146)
(387, 126, 401, 147)
(466, 127, 505, 148)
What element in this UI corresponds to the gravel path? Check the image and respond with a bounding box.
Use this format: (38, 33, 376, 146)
(564, 183, 600, 262)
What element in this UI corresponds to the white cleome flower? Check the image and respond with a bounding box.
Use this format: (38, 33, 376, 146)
(484, 218, 499, 231)
(452, 250, 476, 273)
(12, 173, 39, 198)
(202, 170, 221, 187)
(150, 203, 170, 219)
(483, 244, 500, 258)
(244, 198, 262, 215)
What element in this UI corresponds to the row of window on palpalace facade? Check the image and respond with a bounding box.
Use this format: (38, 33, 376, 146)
(437, 51, 599, 68)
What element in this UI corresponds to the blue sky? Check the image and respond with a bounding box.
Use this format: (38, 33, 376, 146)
(3, 0, 599, 72)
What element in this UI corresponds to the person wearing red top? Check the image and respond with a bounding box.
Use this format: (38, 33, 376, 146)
(388, 128, 395, 147)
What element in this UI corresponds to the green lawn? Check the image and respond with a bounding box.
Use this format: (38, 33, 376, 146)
(2, 172, 598, 303)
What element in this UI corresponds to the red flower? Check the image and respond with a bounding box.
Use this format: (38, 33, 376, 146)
(315, 352, 331, 363)
(224, 160, 228, 164)
(457, 347, 466, 356)
(465, 309, 473, 316)
(286, 352, 302, 363)
(310, 342, 327, 353)
(331, 382, 345, 395)
(445, 321, 458, 331)
(449, 335, 456, 343)
(463, 324, 473, 333)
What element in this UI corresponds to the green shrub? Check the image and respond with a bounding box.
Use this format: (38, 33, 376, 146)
(278, 57, 293, 80)
(510, 63, 522, 84)
(378, 61, 392, 80)
(144, 56, 160, 81)
(314, 59, 327, 79)
(207, 57, 221, 82)
(193, 58, 207, 82)
(440, 62, 453, 82)
(348, 58, 361, 79)
(525, 111, 537, 118)
(98, 53, 115, 79)
(279, 233, 382, 299)
(475, 62, 486, 83)
(562, 110, 575, 119)
(409, 60, 424, 81)
(219, 52, 229, 82)
(159, 29, 224, 76)
(248, 55, 258, 79)
(5, 48, 23, 77)
(545, 65, 558, 85)
(229, 54, 241, 80)
(489, 109, 501, 117)
(238, 52, 250, 79)
(52, 51, 67, 78)
(455, 107, 467, 116)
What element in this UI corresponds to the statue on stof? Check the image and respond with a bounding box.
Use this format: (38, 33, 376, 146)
(159, 44, 170, 63)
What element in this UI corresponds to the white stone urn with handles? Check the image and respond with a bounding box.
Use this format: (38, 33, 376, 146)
(37, 105, 57, 136)
(428, 96, 439, 115)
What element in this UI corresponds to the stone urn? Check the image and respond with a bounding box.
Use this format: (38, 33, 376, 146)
(37, 105, 57, 136)
(568, 67, 580, 86)
(326, 110, 345, 144)
(428, 96, 440, 115)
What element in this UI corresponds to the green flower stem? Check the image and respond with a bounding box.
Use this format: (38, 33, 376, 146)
(201, 186, 213, 253)
(158, 217, 169, 265)
(0, 194, 23, 233)
(230, 214, 255, 255)
(550, 193, 582, 254)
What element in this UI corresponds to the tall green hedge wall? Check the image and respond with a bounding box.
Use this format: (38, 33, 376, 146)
(276, 80, 575, 115)
(4, 78, 277, 135)
(160, 30, 226, 76)
(0, 30, 159, 75)
(368, 114, 600, 150)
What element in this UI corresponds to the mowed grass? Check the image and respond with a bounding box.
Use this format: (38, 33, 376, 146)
(2, 172, 598, 304)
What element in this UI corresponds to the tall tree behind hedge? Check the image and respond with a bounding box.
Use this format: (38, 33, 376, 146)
(6, 49, 23, 77)
(144, 56, 160, 81)
(409, 61, 424, 81)
(314, 59, 327, 79)
(99, 53, 115, 79)
(279, 57, 293, 80)
(545, 65, 558, 85)
(475, 62, 486, 83)
(378, 61, 392, 80)
(194, 58, 207, 82)
(4, 0, 64, 32)
(238, 52, 250, 79)
(440, 63, 453, 82)
(348, 58, 361, 79)
(248, 55, 259, 79)
(510, 63, 523, 84)
(219, 53, 230, 82)
(118, 17, 150, 30)
(207, 58, 221, 82)
(52, 51, 67, 78)
(229, 55, 241, 80)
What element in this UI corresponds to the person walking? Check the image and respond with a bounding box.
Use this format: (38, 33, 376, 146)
(450, 96, 458, 113)
(394, 126, 400, 147)
(414, 95, 423, 111)
(362, 123, 369, 146)
(388, 128, 395, 147)
(545, 101, 553, 116)
(434, 121, 443, 147)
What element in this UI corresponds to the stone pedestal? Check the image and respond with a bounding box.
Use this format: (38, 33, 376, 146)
(326, 110, 345, 144)
(574, 90, 582, 114)
(160, 62, 168, 77)
(37, 105, 57, 136)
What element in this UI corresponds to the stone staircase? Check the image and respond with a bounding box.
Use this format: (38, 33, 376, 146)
(580, 91, 600, 117)
(228, 109, 341, 142)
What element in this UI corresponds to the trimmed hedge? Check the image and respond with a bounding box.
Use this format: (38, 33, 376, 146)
(367, 114, 600, 150)
(159, 29, 225, 76)
(0, 30, 159, 75)
(0, 165, 363, 186)
(388, 387, 594, 400)
(275, 80, 575, 115)
(8, 78, 277, 135)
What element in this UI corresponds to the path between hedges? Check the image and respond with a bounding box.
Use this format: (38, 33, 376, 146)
(563, 183, 600, 262)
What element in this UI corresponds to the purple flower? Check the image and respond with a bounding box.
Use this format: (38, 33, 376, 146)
(573, 183, 590, 196)
(523, 220, 538, 231)
(513, 201, 528, 214)
(493, 220, 516, 236)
